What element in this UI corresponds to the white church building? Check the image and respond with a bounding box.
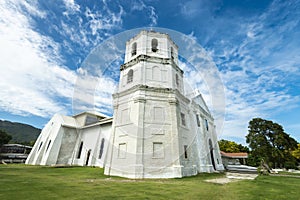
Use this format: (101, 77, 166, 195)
(26, 30, 224, 178)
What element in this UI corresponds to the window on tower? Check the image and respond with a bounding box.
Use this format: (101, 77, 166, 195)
(184, 145, 188, 159)
(131, 42, 137, 56)
(205, 119, 209, 131)
(127, 69, 133, 83)
(118, 143, 127, 159)
(175, 74, 179, 86)
(153, 142, 164, 158)
(181, 112, 186, 126)
(196, 114, 200, 127)
(151, 38, 158, 52)
(171, 47, 174, 59)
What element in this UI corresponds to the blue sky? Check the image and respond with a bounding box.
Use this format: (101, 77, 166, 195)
(0, 0, 299, 144)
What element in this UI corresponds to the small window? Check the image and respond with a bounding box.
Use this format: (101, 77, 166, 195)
(196, 114, 200, 127)
(127, 69, 133, 83)
(184, 145, 188, 159)
(38, 142, 43, 151)
(118, 143, 127, 159)
(171, 47, 174, 59)
(181, 113, 186, 126)
(45, 140, 51, 152)
(77, 141, 83, 159)
(131, 42, 137, 56)
(99, 138, 105, 159)
(85, 115, 98, 125)
(85, 149, 91, 166)
(175, 74, 179, 86)
(205, 119, 209, 131)
(153, 142, 164, 158)
(151, 38, 158, 52)
(121, 108, 130, 124)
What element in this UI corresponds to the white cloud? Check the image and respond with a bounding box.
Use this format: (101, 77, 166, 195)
(0, 0, 131, 119)
(206, 0, 300, 140)
(84, 6, 124, 35)
(180, 0, 219, 20)
(148, 6, 158, 26)
(131, 0, 146, 11)
(63, 0, 80, 16)
(21, 0, 46, 18)
(131, 0, 158, 26)
(0, 0, 75, 117)
(174, 32, 226, 136)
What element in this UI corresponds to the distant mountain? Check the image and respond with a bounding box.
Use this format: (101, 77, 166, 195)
(0, 120, 41, 144)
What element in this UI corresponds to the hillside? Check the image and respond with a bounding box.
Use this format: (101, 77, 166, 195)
(0, 120, 41, 144)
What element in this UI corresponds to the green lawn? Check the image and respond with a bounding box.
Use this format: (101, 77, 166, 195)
(0, 165, 299, 200)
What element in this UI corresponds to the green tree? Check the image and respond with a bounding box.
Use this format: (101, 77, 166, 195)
(246, 118, 298, 168)
(292, 144, 300, 160)
(218, 139, 249, 153)
(0, 130, 12, 147)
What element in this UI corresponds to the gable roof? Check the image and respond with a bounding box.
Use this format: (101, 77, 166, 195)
(73, 111, 109, 119)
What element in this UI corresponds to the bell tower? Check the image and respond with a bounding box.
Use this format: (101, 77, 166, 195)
(118, 30, 184, 94)
(104, 30, 223, 178)
(105, 31, 188, 178)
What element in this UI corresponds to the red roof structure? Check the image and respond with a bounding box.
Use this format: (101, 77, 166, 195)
(220, 151, 248, 159)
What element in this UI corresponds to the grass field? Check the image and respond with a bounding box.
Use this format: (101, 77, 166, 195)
(0, 165, 299, 200)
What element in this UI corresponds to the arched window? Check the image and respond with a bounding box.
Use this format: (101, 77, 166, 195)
(180, 112, 186, 126)
(209, 139, 216, 170)
(131, 42, 137, 56)
(184, 145, 188, 159)
(127, 69, 133, 83)
(175, 74, 179, 86)
(45, 140, 51, 152)
(171, 47, 174, 59)
(205, 119, 209, 131)
(85, 149, 91, 166)
(151, 38, 158, 52)
(77, 141, 83, 159)
(38, 142, 43, 151)
(196, 114, 200, 127)
(99, 138, 105, 159)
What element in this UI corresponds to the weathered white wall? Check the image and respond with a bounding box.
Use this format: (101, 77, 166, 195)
(56, 127, 78, 165)
(26, 113, 112, 168)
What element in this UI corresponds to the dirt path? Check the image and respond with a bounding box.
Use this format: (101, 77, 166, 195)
(205, 172, 258, 184)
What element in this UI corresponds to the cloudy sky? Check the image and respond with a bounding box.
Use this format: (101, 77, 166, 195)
(0, 0, 299, 144)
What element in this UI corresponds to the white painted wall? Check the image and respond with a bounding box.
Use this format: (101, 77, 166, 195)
(27, 31, 224, 179)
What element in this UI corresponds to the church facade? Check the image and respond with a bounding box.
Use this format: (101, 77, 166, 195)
(26, 30, 224, 178)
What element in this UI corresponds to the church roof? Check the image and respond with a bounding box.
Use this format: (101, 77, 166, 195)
(220, 151, 248, 159)
(73, 111, 109, 119)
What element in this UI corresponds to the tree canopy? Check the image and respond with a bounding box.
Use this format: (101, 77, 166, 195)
(0, 130, 12, 147)
(292, 144, 300, 160)
(246, 118, 298, 169)
(218, 139, 249, 153)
